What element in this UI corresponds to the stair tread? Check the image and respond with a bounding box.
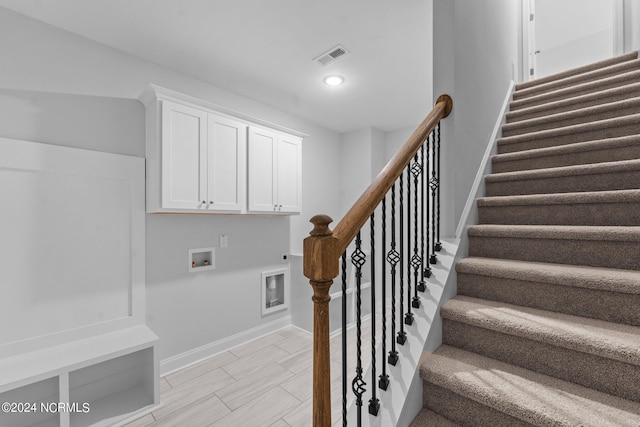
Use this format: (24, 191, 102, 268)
(421, 345, 640, 427)
(485, 158, 640, 182)
(508, 81, 640, 122)
(456, 257, 640, 295)
(442, 295, 640, 365)
(502, 97, 640, 135)
(514, 59, 640, 100)
(477, 189, 640, 206)
(498, 113, 640, 147)
(468, 224, 640, 242)
(516, 51, 638, 91)
(492, 134, 640, 164)
(430, 53, 640, 426)
(510, 69, 640, 110)
(410, 409, 460, 427)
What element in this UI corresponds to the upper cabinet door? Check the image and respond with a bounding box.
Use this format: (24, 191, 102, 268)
(277, 135, 302, 213)
(207, 115, 247, 212)
(144, 86, 304, 215)
(161, 100, 207, 210)
(248, 126, 278, 212)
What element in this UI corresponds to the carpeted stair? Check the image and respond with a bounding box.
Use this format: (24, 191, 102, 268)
(412, 52, 640, 426)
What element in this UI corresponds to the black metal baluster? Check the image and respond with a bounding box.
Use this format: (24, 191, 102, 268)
(435, 122, 442, 252)
(397, 173, 407, 345)
(429, 129, 438, 265)
(387, 185, 400, 365)
(368, 213, 380, 416)
(380, 196, 391, 388)
(351, 233, 367, 426)
(418, 142, 428, 289)
(404, 166, 414, 326)
(341, 252, 348, 427)
(411, 154, 422, 307)
(424, 135, 432, 278)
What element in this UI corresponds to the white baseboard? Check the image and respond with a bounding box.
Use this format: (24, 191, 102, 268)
(160, 316, 292, 376)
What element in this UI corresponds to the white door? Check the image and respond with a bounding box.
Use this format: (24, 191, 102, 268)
(276, 135, 302, 213)
(248, 126, 278, 212)
(207, 114, 247, 212)
(161, 100, 207, 210)
(526, 0, 623, 79)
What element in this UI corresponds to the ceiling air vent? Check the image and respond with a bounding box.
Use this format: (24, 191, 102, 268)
(313, 45, 350, 67)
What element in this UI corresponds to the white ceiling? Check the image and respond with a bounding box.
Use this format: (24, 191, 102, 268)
(0, 0, 432, 134)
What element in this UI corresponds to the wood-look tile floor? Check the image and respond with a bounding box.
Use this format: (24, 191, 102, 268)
(124, 324, 376, 427)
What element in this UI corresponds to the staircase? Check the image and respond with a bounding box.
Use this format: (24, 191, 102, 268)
(412, 52, 640, 426)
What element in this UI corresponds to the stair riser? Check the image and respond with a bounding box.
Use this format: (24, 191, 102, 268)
(410, 409, 460, 427)
(498, 122, 640, 154)
(509, 74, 640, 111)
(491, 144, 640, 173)
(485, 170, 640, 196)
(516, 52, 638, 90)
(423, 382, 532, 427)
(512, 62, 640, 101)
(468, 235, 640, 270)
(516, 52, 638, 91)
(442, 319, 640, 403)
(502, 104, 640, 138)
(478, 202, 640, 226)
(507, 87, 640, 123)
(456, 272, 640, 326)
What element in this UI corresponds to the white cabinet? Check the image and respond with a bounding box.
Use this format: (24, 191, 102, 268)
(142, 85, 304, 215)
(160, 100, 207, 211)
(157, 100, 246, 213)
(248, 126, 302, 214)
(207, 114, 247, 211)
(0, 327, 159, 427)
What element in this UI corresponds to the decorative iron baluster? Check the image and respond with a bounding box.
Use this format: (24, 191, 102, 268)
(368, 213, 380, 416)
(411, 154, 422, 307)
(397, 173, 407, 345)
(405, 166, 414, 326)
(435, 122, 442, 252)
(429, 129, 438, 265)
(351, 232, 367, 426)
(387, 185, 400, 364)
(380, 196, 391, 388)
(424, 135, 432, 278)
(341, 252, 348, 427)
(418, 142, 428, 289)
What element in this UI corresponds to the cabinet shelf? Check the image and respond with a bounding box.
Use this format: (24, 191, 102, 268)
(0, 377, 59, 427)
(69, 384, 153, 427)
(0, 326, 159, 427)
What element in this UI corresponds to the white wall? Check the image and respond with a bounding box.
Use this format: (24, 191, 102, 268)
(0, 7, 342, 363)
(0, 90, 144, 157)
(624, 0, 640, 55)
(433, 0, 520, 236)
(535, 0, 616, 77)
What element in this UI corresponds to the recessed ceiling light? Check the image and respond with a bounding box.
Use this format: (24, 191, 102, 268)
(324, 75, 345, 86)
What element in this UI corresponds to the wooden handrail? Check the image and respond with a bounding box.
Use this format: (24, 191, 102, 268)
(303, 94, 452, 427)
(333, 94, 452, 254)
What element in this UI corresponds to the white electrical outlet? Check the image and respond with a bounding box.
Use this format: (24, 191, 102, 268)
(220, 234, 228, 248)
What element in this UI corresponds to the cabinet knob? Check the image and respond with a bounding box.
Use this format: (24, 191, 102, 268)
(209, 201, 214, 204)
(202, 200, 206, 204)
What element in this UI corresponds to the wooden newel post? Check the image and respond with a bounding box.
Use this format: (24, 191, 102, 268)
(304, 214, 340, 427)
